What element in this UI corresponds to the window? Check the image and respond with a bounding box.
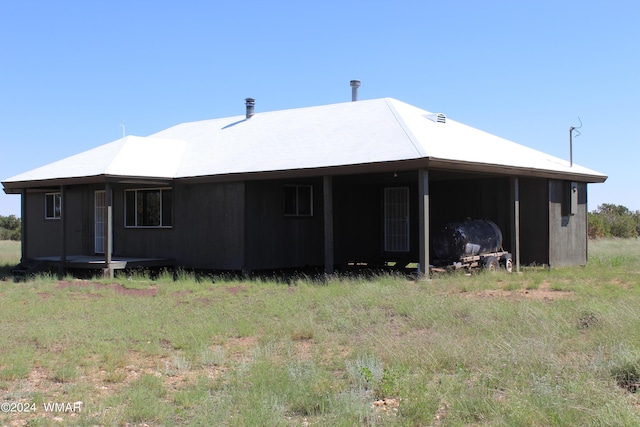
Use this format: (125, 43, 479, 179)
(45, 192, 61, 219)
(284, 185, 313, 216)
(125, 188, 173, 227)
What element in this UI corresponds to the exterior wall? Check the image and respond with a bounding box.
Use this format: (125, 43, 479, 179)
(24, 191, 60, 258)
(64, 188, 84, 256)
(333, 173, 516, 267)
(110, 182, 246, 270)
(333, 174, 390, 266)
(83, 186, 104, 255)
(333, 171, 429, 267)
(518, 178, 550, 265)
(548, 180, 588, 267)
(18, 173, 588, 271)
(245, 178, 324, 270)
(23, 181, 245, 270)
(429, 177, 513, 254)
(172, 181, 245, 270)
(110, 184, 172, 260)
(24, 188, 84, 258)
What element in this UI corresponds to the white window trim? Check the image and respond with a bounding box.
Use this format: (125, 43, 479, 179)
(45, 192, 62, 220)
(124, 187, 173, 228)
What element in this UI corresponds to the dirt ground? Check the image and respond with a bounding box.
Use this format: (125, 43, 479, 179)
(462, 280, 574, 301)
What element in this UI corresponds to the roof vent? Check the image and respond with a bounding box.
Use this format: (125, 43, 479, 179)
(350, 80, 361, 102)
(425, 113, 447, 124)
(245, 98, 255, 119)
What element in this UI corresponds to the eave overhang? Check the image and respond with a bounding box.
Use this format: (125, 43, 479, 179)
(3, 156, 607, 195)
(2, 174, 174, 194)
(426, 158, 608, 183)
(173, 157, 608, 185)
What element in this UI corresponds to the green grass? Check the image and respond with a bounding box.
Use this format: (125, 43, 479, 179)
(0, 238, 640, 425)
(0, 239, 20, 278)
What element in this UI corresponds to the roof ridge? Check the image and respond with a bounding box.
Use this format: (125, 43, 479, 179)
(383, 98, 427, 157)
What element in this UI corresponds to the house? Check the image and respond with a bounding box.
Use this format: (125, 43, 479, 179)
(2, 91, 607, 277)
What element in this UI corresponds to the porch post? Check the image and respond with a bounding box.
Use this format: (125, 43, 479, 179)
(418, 169, 430, 278)
(323, 176, 334, 275)
(59, 186, 67, 277)
(104, 182, 114, 279)
(510, 177, 521, 272)
(20, 189, 27, 263)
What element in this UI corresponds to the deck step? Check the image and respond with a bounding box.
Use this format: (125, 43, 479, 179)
(10, 262, 47, 281)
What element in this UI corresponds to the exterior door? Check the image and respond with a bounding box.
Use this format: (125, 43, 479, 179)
(94, 190, 109, 254)
(384, 187, 410, 252)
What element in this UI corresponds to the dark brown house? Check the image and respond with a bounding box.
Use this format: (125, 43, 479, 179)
(2, 97, 607, 277)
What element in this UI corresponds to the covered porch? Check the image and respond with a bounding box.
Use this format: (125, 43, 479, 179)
(34, 255, 175, 270)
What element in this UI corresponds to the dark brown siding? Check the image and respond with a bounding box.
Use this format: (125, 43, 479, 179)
(82, 187, 99, 255)
(24, 188, 84, 258)
(172, 182, 245, 270)
(429, 177, 513, 253)
(333, 172, 423, 267)
(334, 173, 515, 267)
(64, 188, 84, 256)
(333, 175, 387, 266)
(245, 178, 324, 270)
(111, 182, 246, 270)
(18, 171, 591, 272)
(548, 180, 588, 267)
(25, 191, 60, 258)
(110, 186, 173, 260)
(519, 178, 549, 265)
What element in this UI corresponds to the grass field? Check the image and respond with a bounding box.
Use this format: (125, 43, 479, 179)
(1, 239, 639, 426)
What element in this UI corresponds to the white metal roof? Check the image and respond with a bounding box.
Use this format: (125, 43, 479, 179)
(2, 98, 607, 190)
(3, 136, 186, 183)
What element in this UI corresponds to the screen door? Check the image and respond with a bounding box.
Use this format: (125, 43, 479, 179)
(384, 187, 410, 252)
(94, 190, 107, 253)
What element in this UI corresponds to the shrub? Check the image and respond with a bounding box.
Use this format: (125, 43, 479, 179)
(346, 354, 384, 392)
(588, 204, 639, 238)
(0, 215, 21, 241)
(588, 212, 608, 239)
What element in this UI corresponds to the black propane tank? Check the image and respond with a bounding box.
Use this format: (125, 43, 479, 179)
(432, 220, 503, 261)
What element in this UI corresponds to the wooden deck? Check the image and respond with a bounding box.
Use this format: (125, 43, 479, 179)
(32, 255, 175, 270)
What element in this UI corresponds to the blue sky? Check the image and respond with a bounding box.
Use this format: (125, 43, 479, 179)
(1, 0, 638, 217)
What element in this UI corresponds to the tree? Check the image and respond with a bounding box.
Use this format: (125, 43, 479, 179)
(587, 212, 607, 239)
(0, 215, 21, 241)
(588, 204, 639, 239)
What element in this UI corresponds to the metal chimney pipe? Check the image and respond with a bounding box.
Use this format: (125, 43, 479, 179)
(245, 98, 255, 119)
(350, 80, 361, 102)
